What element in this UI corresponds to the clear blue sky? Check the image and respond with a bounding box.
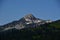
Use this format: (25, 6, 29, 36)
(0, 0, 60, 25)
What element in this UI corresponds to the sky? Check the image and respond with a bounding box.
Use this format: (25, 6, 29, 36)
(0, 0, 60, 25)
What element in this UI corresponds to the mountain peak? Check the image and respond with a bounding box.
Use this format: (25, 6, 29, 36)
(24, 14, 36, 20)
(0, 14, 53, 31)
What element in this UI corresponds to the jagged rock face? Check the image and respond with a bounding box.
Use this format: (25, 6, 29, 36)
(24, 14, 36, 20)
(23, 14, 45, 24)
(0, 14, 52, 31)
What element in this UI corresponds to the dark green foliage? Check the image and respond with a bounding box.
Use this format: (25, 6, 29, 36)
(49, 20, 60, 28)
(0, 20, 60, 40)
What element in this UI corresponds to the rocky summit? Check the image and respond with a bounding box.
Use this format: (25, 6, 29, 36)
(0, 14, 52, 31)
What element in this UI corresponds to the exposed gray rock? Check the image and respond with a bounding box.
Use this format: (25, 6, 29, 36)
(0, 14, 52, 31)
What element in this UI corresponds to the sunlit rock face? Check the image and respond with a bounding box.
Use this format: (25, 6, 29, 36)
(23, 14, 46, 24)
(15, 24, 25, 30)
(24, 14, 36, 20)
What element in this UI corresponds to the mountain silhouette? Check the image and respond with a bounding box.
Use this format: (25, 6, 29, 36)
(0, 14, 52, 31)
(0, 14, 60, 40)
